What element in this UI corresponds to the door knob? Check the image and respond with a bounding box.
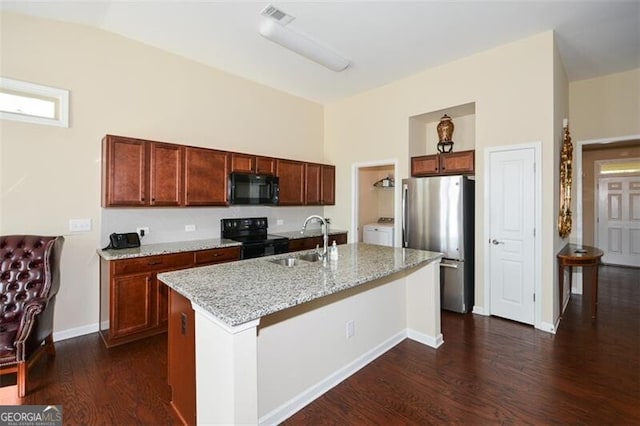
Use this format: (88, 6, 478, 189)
(491, 239, 504, 245)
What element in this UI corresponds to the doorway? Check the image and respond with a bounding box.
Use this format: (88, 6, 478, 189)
(575, 137, 640, 291)
(485, 143, 541, 326)
(352, 160, 398, 246)
(596, 162, 640, 267)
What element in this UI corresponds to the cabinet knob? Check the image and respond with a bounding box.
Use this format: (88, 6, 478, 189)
(148, 261, 162, 266)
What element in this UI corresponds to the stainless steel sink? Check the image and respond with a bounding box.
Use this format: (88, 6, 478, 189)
(269, 257, 307, 267)
(268, 252, 322, 267)
(298, 252, 321, 262)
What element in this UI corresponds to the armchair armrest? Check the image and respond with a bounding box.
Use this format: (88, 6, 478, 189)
(14, 297, 47, 361)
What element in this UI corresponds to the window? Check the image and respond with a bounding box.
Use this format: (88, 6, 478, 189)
(0, 77, 69, 127)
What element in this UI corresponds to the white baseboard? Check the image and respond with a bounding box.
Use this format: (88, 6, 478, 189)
(536, 321, 556, 334)
(259, 330, 406, 426)
(406, 329, 444, 348)
(53, 322, 99, 342)
(472, 306, 488, 316)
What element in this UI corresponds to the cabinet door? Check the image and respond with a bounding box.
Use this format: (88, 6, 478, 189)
(194, 246, 241, 266)
(305, 163, 322, 205)
(331, 233, 347, 245)
(276, 159, 305, 205)
(255, 156, 276, 175)
(156, 279, 169, 328)
(411, 154, 439, 177)
(102, 135, 147, 206)
(185, 147, 229, 206)
(439, 150, 475, 175)
(111, 273, 153, 338)
(150, 142, 184, 206)
(321, 165, 336, 205)
(168, 289, 196, 426)
(230, 153, 255, 173)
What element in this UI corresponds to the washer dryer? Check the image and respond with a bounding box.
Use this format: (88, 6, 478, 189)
(363, 223, 395, 247)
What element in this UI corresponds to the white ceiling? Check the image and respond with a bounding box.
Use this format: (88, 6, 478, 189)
(2, 1, 639, 103)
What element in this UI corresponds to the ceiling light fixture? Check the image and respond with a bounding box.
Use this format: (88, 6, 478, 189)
(258, 11, 350, 72)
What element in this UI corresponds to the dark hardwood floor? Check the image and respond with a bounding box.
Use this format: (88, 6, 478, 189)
(1, 265, 638, 425)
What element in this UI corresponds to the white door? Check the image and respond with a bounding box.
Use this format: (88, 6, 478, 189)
(597, 176, 640, 267)
(488, 147, 536, 325)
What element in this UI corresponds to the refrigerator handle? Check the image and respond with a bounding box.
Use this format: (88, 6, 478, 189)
(402, 183, 408, 248)
(440, 263, 459, 269)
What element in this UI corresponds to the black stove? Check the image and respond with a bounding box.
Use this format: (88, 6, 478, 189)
(221, 217, 289, 259)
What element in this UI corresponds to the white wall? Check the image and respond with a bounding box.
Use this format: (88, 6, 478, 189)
(324, 32, 559, 326)
(101, 206, 323, 246)
(0, 12, 325, 337)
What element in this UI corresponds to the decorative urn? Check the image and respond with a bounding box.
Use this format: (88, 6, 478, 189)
(437, 114, 455, 153)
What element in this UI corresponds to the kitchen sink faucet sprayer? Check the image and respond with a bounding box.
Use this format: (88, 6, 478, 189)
(301, 215, 329, 261)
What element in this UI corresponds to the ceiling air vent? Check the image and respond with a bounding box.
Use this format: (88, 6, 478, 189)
(260, 4, 295, 25)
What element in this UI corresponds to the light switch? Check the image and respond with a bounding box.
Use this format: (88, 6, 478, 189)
(69, 218, 91, 232)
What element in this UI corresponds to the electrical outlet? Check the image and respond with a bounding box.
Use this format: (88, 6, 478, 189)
(185, 224, 196, 232)
(276, 219, 284, 226)
(346, 320, 355, 339)
(136, 227, 149, 238)
(69, 218, 91, 232)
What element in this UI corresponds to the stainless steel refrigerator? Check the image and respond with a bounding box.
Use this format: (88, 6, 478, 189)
(402, 175, 475, 313)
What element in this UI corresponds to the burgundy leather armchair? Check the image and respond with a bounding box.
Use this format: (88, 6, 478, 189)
(0, 235, 64, 397)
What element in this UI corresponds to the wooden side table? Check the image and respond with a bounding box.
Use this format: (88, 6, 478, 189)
(557, 244, 604, 319)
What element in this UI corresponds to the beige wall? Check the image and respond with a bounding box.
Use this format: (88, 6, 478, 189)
(553, 34, 571, 312)
(582, 145, 640, 246)
(0, 12, 324, 336)
(324, 31, 560, 327)
(569, 68, 640, 142)
(569, 68, 640, 252)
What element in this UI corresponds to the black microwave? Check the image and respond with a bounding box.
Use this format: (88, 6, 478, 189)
(229, 173, 279, 205)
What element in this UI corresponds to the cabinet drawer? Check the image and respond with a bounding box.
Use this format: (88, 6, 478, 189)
(113, 252, 194, 276)
(194, 246, 241, 266)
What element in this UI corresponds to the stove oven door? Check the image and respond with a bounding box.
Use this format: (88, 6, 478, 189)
(241, 239, 289, 259)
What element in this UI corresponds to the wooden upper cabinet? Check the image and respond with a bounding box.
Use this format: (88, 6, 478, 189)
(411, 150, 475, 177)
(305, 163, 322, 205)
(411, 154, 439, 176)
(102, 135, 147, 207)
(304, 163, 335, 205)
(150, 142, 183, 206)
(102, 134, 336, 208)
(230, 153, 276, 175)
(255, 156, 277, 175)
(439, 150, 475, 175)
(321, 165, 335, 205)
(184, 147, 229, 206)
(230, 153, 255, 174)
(277, 159, 305, 205)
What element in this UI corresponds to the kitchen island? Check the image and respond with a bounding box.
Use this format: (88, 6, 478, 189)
(158, 243, 442, 425)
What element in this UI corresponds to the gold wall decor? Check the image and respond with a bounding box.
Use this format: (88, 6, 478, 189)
(558, 123, 573, 238)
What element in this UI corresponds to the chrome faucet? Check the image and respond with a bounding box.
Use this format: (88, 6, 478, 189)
(301, 215, 329, 260)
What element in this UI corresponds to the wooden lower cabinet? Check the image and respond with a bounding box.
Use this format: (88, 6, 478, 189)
(288, 232, 348, 252)
(99, 247, 240, 348)
(168, 289, 196, 426)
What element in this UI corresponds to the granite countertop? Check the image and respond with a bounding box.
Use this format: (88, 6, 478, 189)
(97, 230, 348, 260)
(274, 228, 348, 240)
(97, 238, 241, 261)
(158, 243, 442, 327)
